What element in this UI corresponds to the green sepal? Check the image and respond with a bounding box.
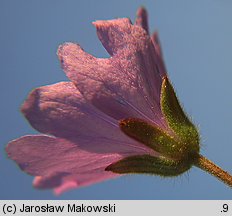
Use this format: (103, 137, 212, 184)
(160, 77, 200, 156)
(120, 118, 185, 159)
(105, 155, 191, 176)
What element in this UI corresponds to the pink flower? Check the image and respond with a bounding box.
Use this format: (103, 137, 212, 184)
(6, 8, 196, 194)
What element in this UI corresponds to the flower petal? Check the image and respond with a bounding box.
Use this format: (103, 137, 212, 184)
(92, 18, 165, 99)
(33, 173, 70, 189)
(21, 81, 119, 139)
(151, 32, 167, 77)
(58, 28, 168, 128)
(5, 135, 145, 176)
(58, 43, 160, 123)
(6, 135, 153, 191)
(93, 18, 132, 56)
(135, 7, 149, 34)
(34, 172, 118, 195)
(21, 82, 155, 154)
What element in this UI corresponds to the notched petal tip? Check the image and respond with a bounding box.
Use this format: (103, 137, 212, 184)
(6, 136, 35, 176)
(57, 42, 83, 66)
(135, 7, 149, 33)
(54, 181, 78, 195)
(33, 173, 70, 190)
(137, 7, 148, 15)
(21, 88, 39, 121)
(20, 82, 82, 137)
(92, 18, 135, 56)
(57, 42, 85, 63)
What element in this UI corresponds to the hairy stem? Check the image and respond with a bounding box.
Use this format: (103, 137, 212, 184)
(193, 154, 232, 188)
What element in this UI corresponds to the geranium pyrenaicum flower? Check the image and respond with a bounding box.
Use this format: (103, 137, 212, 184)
(6, 7, 232, 194)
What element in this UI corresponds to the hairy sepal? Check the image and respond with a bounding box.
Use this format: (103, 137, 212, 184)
(120, 118, 188, 159)
(105, 155, 191, 176)
(161, 77, 200, 158)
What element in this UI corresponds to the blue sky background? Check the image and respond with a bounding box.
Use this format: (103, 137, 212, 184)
(1, 0, 232, 199)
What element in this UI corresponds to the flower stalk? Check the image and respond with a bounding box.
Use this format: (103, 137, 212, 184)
(193, 154, 232, 188)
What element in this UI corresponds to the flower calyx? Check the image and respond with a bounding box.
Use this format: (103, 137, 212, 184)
(106, 77, 200, 177)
